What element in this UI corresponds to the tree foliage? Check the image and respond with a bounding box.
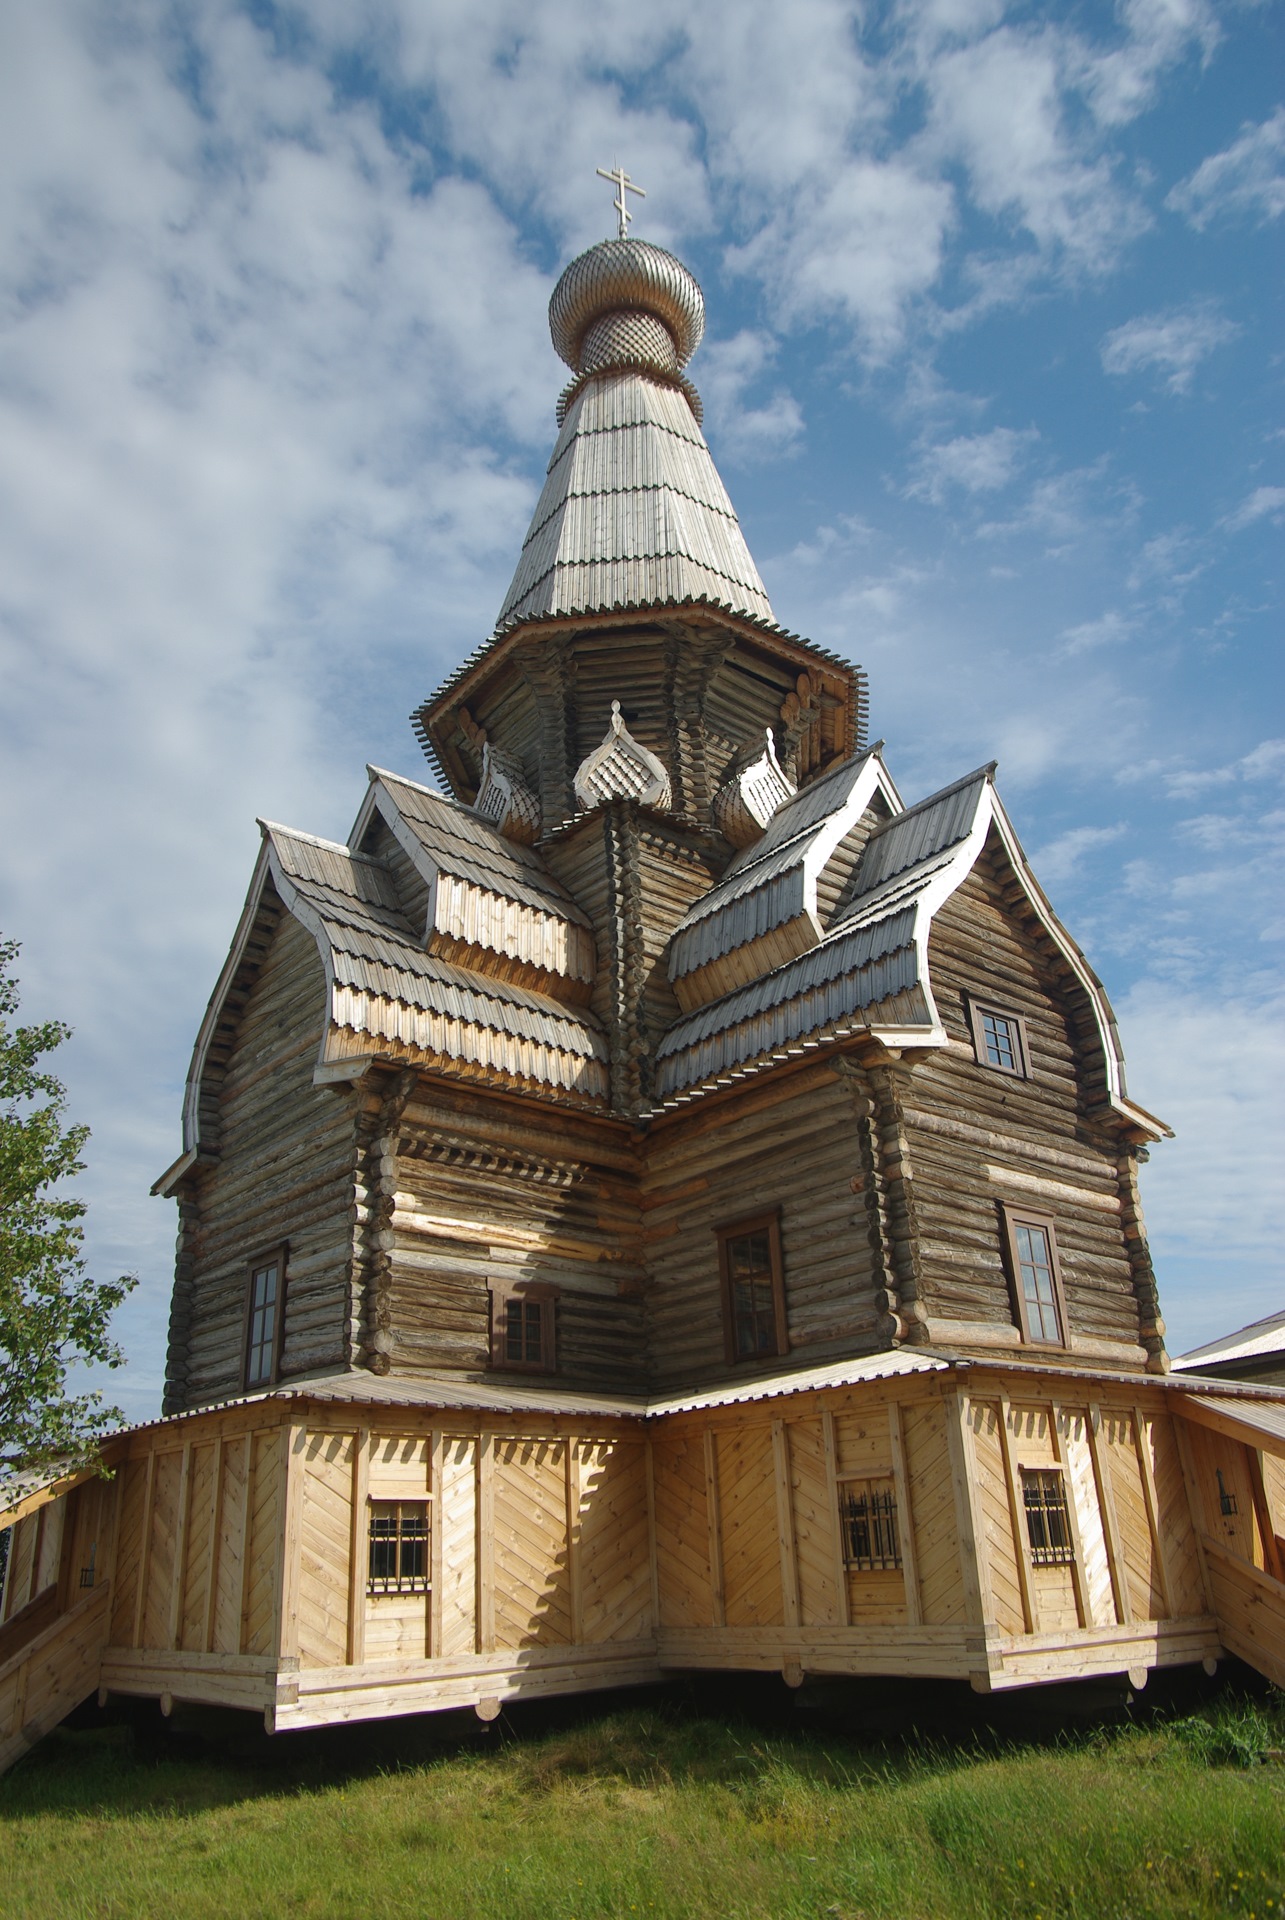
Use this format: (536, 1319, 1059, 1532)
(0, 939, 136, 1484)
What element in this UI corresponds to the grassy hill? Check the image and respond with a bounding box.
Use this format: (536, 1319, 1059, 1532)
(0, 1675, 1282, 1918)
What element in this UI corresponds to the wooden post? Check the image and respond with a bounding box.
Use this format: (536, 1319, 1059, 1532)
(168, 1442, 194, 1651)
(1050, 1407, 1092, 1629)
(643, 1437, 662, 1637)
(771, 1421, 800, 1629)
(567, 1440, 584, 1645)
(1086, 1403, 1131, 1626)
(477, 1431, 495, 1654)
(131, 1450, 157, 1651)
(1171, 1413, 1214, 1620)
(235, 1434, 257, 1657)
(946, 1391, 993, 1691)
(703, 1429, 725, 1628)
(820, 1407, 850, 1628)
(1136, 1408, 1177, 1618)
(277, 1422, 306, 1664)
(1246, 1450, 1283, 1583)
(347, 1428, 369, 1666)
(996, 1393, 1035, 1635)
(202, 1435, 225, 1654)
(887, 1401, 922, 1628)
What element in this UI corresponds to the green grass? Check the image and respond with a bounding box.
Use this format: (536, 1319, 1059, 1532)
(1, 1683, 1283, 1919)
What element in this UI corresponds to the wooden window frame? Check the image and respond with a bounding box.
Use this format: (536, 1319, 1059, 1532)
(999, 1203, 1069, 1348)
(488, 1282, 558, 1375)
(1020, 1467, 1076, 1567)
(367, 1499, 431, 1596)
(242, 1244, 287, 1391)
(716, 1210, 788, 1367)
(964, 993, 1031, 1079)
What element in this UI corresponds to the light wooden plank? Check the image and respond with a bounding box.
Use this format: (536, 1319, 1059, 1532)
(703, 1429, 725, 1628)
(478, 1432, 495, 1654)
(887, 1401, 921, 1629)
(820, 1408, 850, 1629)
(131, 1452, 156, 1652)
(201, 1437, 225, 1655)
(643, 1438, 661, 1637)
(1246, 1451, 1284, 1582)
(946, 1393, 992, 1645)
(167, 1442, 194, 1652)
(1050, 1407, 1091, 1630)
(348, 1429, 369, 1666)
(771, 1422, 800, 1630)
(1135, 1407, 1176, 1619)
(568, 1441, 584, 1645)
(277, 1423, 306, 1663)
(995, 1394, 1035, 1634)
(1086, 1403, 1130, 1626)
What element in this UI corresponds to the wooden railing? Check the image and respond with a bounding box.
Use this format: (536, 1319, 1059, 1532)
(1200, 1535, 1285, 1689)
(0, 1581, 111, 1777)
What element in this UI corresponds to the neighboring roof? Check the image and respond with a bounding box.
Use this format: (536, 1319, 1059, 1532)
(1173, 1307, 1285, 1372)
(495, 370, 776, 631)
(667, 749, 897, 985)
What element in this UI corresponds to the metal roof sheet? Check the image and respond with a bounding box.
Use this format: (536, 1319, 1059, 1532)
(648, 1349, 948, 1416)
(1173, 1307, 1285, 1370)
(844, 766, 992, 906)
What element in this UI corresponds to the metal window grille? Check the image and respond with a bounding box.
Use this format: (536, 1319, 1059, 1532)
(1021, 1469, 1074, 1567)
(727, 1229, 776, 1357)
(245, 1260, 279, 1387)
(981, 1009, 1019, 1072)
(839, 1481, 902, 1572)
(367, 1502, 430, 1595)
(1216, 1469, 1239, 1517)
(78, 1544, 97, 1591)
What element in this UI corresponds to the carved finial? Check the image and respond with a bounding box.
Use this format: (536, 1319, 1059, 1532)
(596, 164, 646, 239)
(574, 703, 671, 812)
(473, 743, 541, 844)
(712, 730, 796, 846)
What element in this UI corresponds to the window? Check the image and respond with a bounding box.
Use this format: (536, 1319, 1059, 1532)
(243, 1248, 286, 1389)
(489, 1285, 557, 1373)
(716, 1212, 788, 1364)
(999, 1204, 1068, 1347)
(1021, 1469, 1074, 1567)
(367, 1502, 430, 1594)
(839, 1479, 902, 1572)
(965, 995, 1030, 1078)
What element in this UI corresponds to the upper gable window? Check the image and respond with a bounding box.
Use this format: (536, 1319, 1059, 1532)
(966, 995, 1030, 1079)
(244, 1248, 286, 1390)
(717, 1212, 788, 1364)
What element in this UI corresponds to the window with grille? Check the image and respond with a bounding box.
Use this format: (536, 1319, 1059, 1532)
(489, 1287, 557, 1373)
(839, 1479, 902, 1572)
(965, 995, 1030, 1079)
(717, 1212, 787, 1364)
(1000, 1205, 1067, 1346)
(243, 1249, 286, 1389)
(1021, 1468, 1074, 1567)
(368, 1502, 430, 1594)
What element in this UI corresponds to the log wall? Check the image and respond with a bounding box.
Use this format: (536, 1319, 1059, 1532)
(168, 912, 360, 1410)
(907, 838, 1155, 1360)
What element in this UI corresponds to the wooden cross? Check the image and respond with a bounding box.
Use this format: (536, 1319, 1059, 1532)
(596, 165, 646, 239)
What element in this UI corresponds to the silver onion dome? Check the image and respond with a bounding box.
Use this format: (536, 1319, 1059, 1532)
(549, 238, 705, 375)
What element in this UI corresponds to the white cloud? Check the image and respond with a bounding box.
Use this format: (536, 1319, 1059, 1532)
(700, 331, 805, 463)
(1058, 610, 1131, 656)
(1030, 821, 1127, 886)
(1080, 0, 1220, 128)
(1167, 106, 1285, 229)
(906, 425, 1038, 502)
(1163, 737, 1285, 800)
(1100, 302, 1237, 392)
(1223, 485, 1285, 532)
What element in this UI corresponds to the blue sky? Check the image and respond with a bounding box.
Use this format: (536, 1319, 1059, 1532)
(0, 0, 1280, 1420)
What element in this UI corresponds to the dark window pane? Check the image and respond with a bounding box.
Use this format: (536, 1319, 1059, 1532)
(1022, 1470, 1074, 1566)
(245, 1261, 278, 1386)
(368, 1503, 430, 1593)
(1015, 1223, 1061, 1342)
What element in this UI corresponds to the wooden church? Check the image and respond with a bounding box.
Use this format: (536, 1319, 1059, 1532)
(3, 188, 1284, 1770)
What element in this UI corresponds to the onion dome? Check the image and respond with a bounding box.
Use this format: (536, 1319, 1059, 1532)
(549, 239, 706, 424)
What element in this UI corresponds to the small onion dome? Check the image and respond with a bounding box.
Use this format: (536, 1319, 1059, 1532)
(549, 238, 704, 375)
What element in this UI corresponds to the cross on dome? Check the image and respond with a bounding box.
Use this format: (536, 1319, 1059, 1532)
(595, 164, 646, 238)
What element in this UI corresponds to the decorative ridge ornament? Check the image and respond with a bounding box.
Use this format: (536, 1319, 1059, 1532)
(574, 702, 672, 812)
(472, 741, 542, 845)
(711, 730, 796, 847)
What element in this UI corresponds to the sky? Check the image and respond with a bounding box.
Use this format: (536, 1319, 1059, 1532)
(0, 0, 1280, 1422)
